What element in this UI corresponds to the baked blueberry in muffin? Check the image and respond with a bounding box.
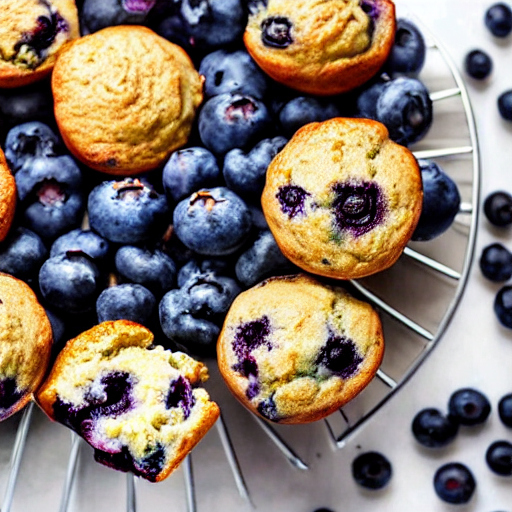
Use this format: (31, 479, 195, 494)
(217, 273, 384, 424)
(261, 117, 422, 280)
(36, 320, 220, 482)
(244, 0, 396, 95)
(0, 0, 80, 88)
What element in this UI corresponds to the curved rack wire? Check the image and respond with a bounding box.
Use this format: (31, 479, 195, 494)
(0, 13, 480, 512)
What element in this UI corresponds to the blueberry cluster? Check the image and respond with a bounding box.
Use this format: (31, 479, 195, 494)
(412, 387, 512, 505)
(480, 191, 512, 328)
(464, 3, 512, 121)
(0, 5, 460, 360)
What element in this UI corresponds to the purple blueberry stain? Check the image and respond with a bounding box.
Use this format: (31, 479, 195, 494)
(166, 375, 196, 419)
(0, 377, 23, 411)
(261, 16, 294, 48)
(316, 331, 363, 379)
(360, 0, 381, 20)
(331, 181, 385, 237)
(277, 185, 310, 218)
(257, 394, 279, 422)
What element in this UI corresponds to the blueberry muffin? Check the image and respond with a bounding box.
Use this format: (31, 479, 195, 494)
(0, 272, 53, 421)
(36, 320, 220, 482)
(0, 149, 16, 242)
(0, 0, 80, 88)
(244, 0, 396, 95)
(261, 117, 423, 280)
(52, 25, 203, 175)
(217, 274, 384, 424)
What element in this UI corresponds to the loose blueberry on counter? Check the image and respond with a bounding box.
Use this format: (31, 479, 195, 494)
(173, 187, 252, 256)
(479, 243, 512, 282)
(15, 155, 85, 242)
(486, 440, 512, 476)
(88, 178, 169, 245)
(433, 462, 476, 504)
(39, 251, 103, 314)
(411, 408, 459, 448)
(351, 451, 392, 490)
(374, 77, 433, 146)
(81, 0, 155, 33)
(162, 147, 220, 204)
(223, 136, 287, 200)
(0, 227, 48, 281)
(199, 49, 268, 100)
(494, 285, 512, 328)
(464, 49, 493, 80)
(4, 122, 61, 174)
(497, 90, 512, 121)
(383, 18, 426, 77)
(448, 388, 491, 426)
(96, 284, 156, 325)
(114, 245, 177, 296)
(50, 228, 110, 266)
(235, 229, 294, 288)
(484, 191, 512, 227)
(355, 78, 389, 120)
(278, 96, 341, 138)
(485, 2, 512, 37)
(498, 393, 512, 427)
(411, 159, 461, 241)
(198, 93, 273, 155)
(179, 0, 246, 51)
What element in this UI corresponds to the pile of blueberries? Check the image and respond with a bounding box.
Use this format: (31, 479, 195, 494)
(0, 0, 461, 359)
(464, 2, 512, 120)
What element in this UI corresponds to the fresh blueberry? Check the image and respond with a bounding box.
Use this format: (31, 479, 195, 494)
(177, 258, 232, 287)
(96, 284, 156, 325)
(355, 79, 389, 120)
(179, 0, 246, 51)
(433, 462, 476, 504)
(484, 191, 512, 227)
(162, 147, 221, 203)
(448, 388, 491, 426)
(498, 393, 512, 427)
(486, 440, 512, 476)
(235, 230, 294, 287)
(88, 178, 169, 245)
(374, 77, 433, 146)
(4, 122, 61, 174)
(464, 49, 493, 80)
(278, 96, 341, 138)
(479, 243, 512, 281)
(411, 159, 461, 241)
(498, 90, 512, 121)
(50, 228, 110, 266)
(0, 227, 48, 281)
(114, 245, 177, 296)
(154, 13, 194, 53)
(223, 136, 287, 200)
(199, 49, 268, 100)
(494, 285, 512, 328)
(198, 93, 273, 155)
(81, 0, 155, 33)
(351, 451, 392, 490)
(15, 156, 85, 242)
(173, 187, 252, 256)
(261, 16, 293, 48)
(485, 3, 512, 37)
(384, 18, 426, 77)
(45, 308, 67, 347)
(411, 408, 459, 448)
(39, 251, 103, 314)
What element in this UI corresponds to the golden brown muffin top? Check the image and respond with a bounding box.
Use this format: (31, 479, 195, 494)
(0, 0, 80, 88)
(52, 25, 203, 175)
(261, 117, 423, 280)
(217, 274, 384, 424)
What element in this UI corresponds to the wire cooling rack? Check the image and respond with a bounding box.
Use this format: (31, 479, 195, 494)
(0, 14, 480, 512)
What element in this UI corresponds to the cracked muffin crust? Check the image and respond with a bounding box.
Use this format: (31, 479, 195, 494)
(244, 0, 396, 95)
(52, 25, 204, 175)
(0, 0, 79, 88)
(36, 320, 220, 482)
(217, 273, 384, 424)
(261, 117, 423, 280)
